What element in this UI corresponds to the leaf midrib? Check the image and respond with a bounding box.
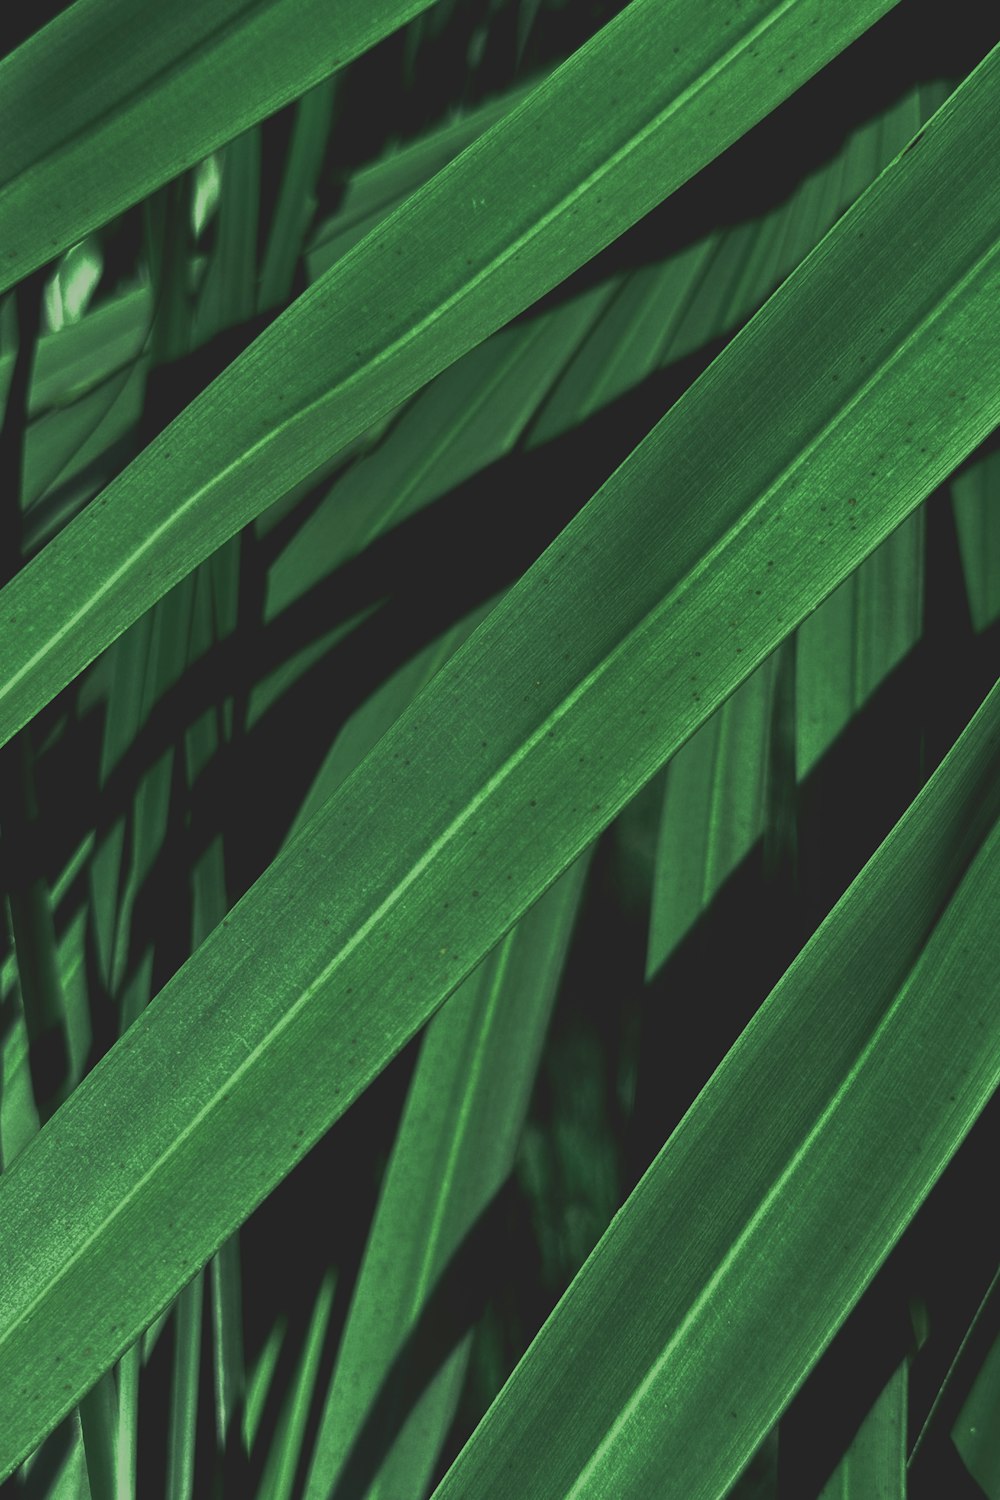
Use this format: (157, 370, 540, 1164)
(4, 151, 995, 1363)
(1, 0, 275, 191)
(661, 227, 1000, 618)
(562, 931, 945, 1498)
(0, 0, 803, 728)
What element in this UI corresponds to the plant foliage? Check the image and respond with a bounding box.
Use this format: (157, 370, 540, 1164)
(0, 2, 998, 1498)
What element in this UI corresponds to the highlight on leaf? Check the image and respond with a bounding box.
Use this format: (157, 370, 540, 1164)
(0, 2, 997, 1498)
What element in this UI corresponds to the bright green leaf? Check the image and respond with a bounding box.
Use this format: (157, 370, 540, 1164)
(429, 678, 1000, 1499)
(0, 28, 996, 1483)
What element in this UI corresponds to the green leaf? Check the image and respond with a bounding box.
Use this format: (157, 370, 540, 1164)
(303, 76, 541, 283)
(165, 1276, 204, 1500)
(646, 650, 783, 979)
(209, 1236, 246, 1457)
(952, 446, 1000, 634)
(428, 677, 1000, 1499)
(0, 31, 996, 1482)
(952, 1290, 1000, 1497)
(77, 1373, 118, 1500)
(193, 127, 262, 342)
(244, 1316, 287, 1456)
(303, 851, 592, 1500)
(0, 70, 534, 432)
(818, 1363, 908, 1499)
(0, 0, 900, 756)
(22, 285, 152, 416)
(250, 277, 612, 722)
(23, 362, 147, 525)
(795, 508, 924, 779)
(908, 1260, 997, 1473)
(254, 1271, 335, 1500)
(115, 1342, 140, 1500)
(258, 78, 338, 313)
(0, 0, 443, 295)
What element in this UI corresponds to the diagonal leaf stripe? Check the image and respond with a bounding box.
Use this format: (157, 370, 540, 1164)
(431, 677, 1000, 1499)
(0, 32, 998, 1482)
(0, 0, 899, 755)
(0, 0, 442, 296)
(302, 851, 592, 1500)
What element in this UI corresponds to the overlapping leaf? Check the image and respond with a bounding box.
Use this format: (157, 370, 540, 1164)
(0, 0, 900, 756)
(950, 1268, 1000, 1497)
(302, 854, 592, 1500)
(430, 676, 1000, 1498)
(0, 0, 442, 294)
(0, 35, 997, 1482)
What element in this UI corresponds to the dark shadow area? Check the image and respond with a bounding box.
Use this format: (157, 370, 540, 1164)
(233, 1029, 420, 1497)
(310, 0, 632, 207)
(911, 1438, 991, 1499)
(0, 272, 76, 1125)
(778, 1085, 1000, 1498)
(124, 1017, 419, 1498)
(24, 429, 142, 560)
(79, 903, 125, 1112)
(0, 0, 75, 58)
(626, 825, 802, 1193)
(431, 823, 641, 1487)
(185, 1265, 253, 1500)
(919, 482, 982, 780)
(133, 1297, 179, 1500)
(0, 1417, 74, 1499)
(909, 1270, 1000, 1482)
(0, 988, 18, 1099)
(624, 634, 918, 1187)
(512, 0, 1000, 327)
(308, 1179, 521, 1500)
(30, 333, 728, 963)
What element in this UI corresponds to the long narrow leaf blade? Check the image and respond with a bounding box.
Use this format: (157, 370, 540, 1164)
(0, 36, 997, 1483)
(303, 852, 592, 1500)
(0, 0, 900, 754)
(429, 677, 1000, 1499)
(0, 0, 441, 295)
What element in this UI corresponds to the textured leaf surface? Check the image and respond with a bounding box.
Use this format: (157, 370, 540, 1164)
(0, 0, 441, 295)
(646, 651, 782, 979)
(0, 29, 996, 1483)
(430, 678, 1000, 1499)
(0, 0, 898, 756)
(303, 853, 591, 1500)
(952, 447, 1000, 634)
